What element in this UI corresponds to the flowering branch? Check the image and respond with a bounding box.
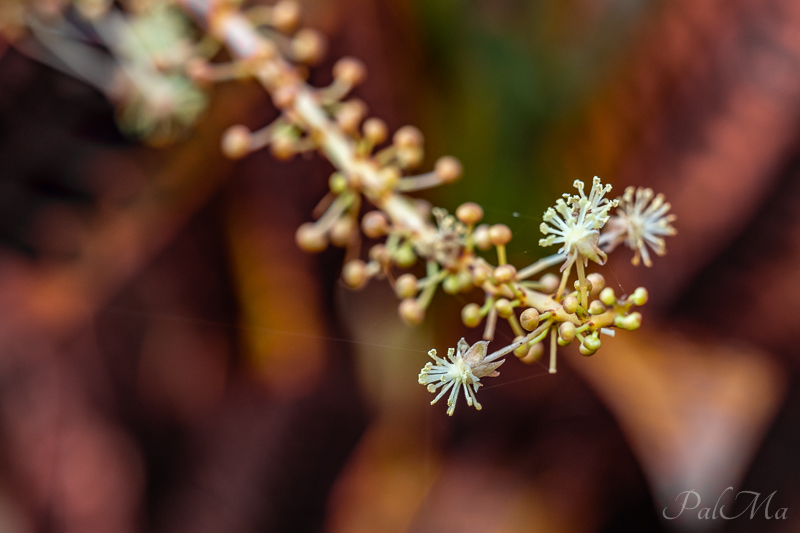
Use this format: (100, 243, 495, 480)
(5, 0, 678, 416)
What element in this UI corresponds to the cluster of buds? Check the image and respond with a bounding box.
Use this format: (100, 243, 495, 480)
(10, 0, 678, 416)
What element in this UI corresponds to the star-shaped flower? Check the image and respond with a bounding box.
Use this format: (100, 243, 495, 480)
(599, 186, 676, 267)
(539, 176, 618, 271)
(418, 338, 504, 415)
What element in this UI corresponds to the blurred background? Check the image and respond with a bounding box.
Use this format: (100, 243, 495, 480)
(0, 0, 799, 531)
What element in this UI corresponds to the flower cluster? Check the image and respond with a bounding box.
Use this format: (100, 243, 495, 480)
(10, 0, 678, 417)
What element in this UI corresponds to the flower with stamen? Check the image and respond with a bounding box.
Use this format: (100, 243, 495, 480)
(539, 176, 618, 271)
(418, 338, 503, 415)
(599, 186, 677, 267)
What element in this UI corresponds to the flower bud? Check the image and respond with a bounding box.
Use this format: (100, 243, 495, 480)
(583, 334, 601, 352)
(393, 125, 423, 148)
(394, 245, 417, 268)
(434, 156, 462, 183)
(558, 322, 576, 343)
(520, 308, 540, 331)
(574, 278, 593, 294)
(395, 273, 419, 299)
(614, 312, 642, 331)
(456, 202, 483, 225)
(442, 274, 461, 295)
(398, 147, 423, 169)
(599, 287, 616, 306)
(495, 298, 514, 318)
(520, 342, 544, 364)
(221, 125, 251, 159)
(579, 342, 598, 356)
(342, 259, 368, 289)
(589, 300, 605, 316)
(493, 264, 516, 284)
(362, 117, 388, 144)
(473, 224, 492, 250)
(461, 303, 482, 328)
(329, 172, 348, 194)
(399, 298, 424, 326)
(330, 217, 355, 247)
(292, 28, 326, 64)
(272, 0, 300, 33)
(630, 287, 649, 306)
(336, 99, 367, 133)
(333, 57, 367, 86)
(361, 211, 388, 238)
(488, 224, 512, 246)
(295, 222, 327, 252)
(369, 243, 390, 264)
(471, 263, 490, 285)
(587, 272, 605, 295)
(539, 273, 559, 293)
(562, 296, 579, 314)
(270, 135, 296, 160)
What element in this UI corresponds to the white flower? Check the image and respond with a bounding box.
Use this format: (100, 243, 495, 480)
(599, 187, 676, 267)
(418, 338, 503, 416)
(539, 176, 618, 271)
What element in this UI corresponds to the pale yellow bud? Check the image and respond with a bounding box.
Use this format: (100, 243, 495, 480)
(361, 211, 389, 238)
(330, 217, 355, 247)
(489, 224, 512, 246)
(272, 0, 300, 33)
(393, 125, 423, 148)
(495, 298, 514, 318)
(362, 118, 388, 144)
(369, 243, 390, 264)
(292, 29, 326, 64)
(329, 172, 348, 194)
(295, 222, 327, 252)
(493, 264, 516, 284)
(599, 287, 616, 306)
(336, 100, 367, 133)
(630, 287, 649, 306)
(574, 278, 593, 294)
(442, 274, 461, 295)
(462, 303, 482, 328)
(342, 259, 368, 289)
(473, 224, 492, 250)
(563, 296, 579, 314)
(456, 202, 483, 225)
(221, 125, 251, 159)
(333, 57, 367, 86)
(540, 273, 559, 293)
(434, 156, 462, 183)
(520, 308, 540, 331)
(399, 298, 424, 326)
(589, 300, 605, 316)
(586, 272, 605, 295)
(520, 342, 544, 364)
(582, 334, 601, 353)
(270, 135, 295, 160)
(558, 322, 576, 343)
(614, 312, 642, 331)
(394, 245, 417, 268)
(395, 274, 419, 299)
